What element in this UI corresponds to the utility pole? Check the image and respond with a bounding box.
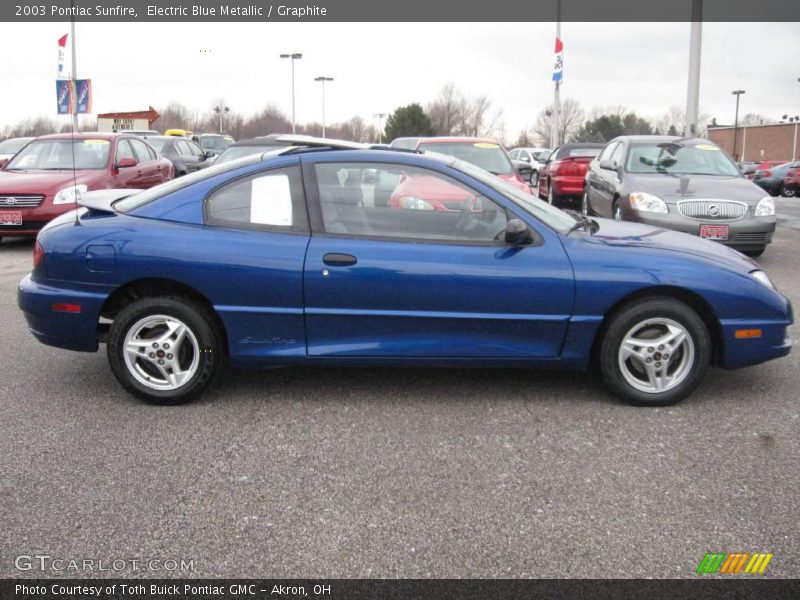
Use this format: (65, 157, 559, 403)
(314, 76, 334, 137)
(685, 0, 703, 137)
(551, 0, 562, 148)
(731, 90, 745, 160)
(373, 113, 387, 143)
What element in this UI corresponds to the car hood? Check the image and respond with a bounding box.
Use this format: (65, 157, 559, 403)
(582, 217, 758, 272)
(0, 169, 101, 194)
(623, 173, 764, 204)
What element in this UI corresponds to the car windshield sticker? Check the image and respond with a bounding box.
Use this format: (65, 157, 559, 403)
(250, 174, 293, 226)
(84, 140, 110, 145)
(696, 144, 719, 151)
(474, 143, 499, 149)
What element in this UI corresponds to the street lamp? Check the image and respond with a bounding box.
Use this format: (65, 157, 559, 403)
(731, 89, 745, 161)
(280, 53, 303, 133)
(314, 76, 334, 137)
(373, 112, 387, 143)
(214, 104, 230, 134)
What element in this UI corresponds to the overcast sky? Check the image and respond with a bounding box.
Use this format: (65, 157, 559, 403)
(1, 21, 798, 137)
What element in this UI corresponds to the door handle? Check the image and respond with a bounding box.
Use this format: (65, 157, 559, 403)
(323, 253, 357, 266)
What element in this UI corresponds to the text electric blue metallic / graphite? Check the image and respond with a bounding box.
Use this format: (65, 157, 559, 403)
(18, 138, 793, 406)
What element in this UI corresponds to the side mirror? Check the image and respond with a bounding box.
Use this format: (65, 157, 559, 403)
(599, 159, 617, 171)
(116, 157, 137, 169)
(517, 165, 534, 182)
(504, 218, 533, 246)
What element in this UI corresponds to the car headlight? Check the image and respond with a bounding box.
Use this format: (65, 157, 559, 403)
(629, 192, 668, 213)
(398, 196, 434, 211)
(53, 184, 88, 205)
(750, 270, 775, 289)
(754, 196, 775, 216)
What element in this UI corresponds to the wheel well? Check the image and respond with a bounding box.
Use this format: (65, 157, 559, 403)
(588, 286, 724, 369)
(99, 278, 228, 355)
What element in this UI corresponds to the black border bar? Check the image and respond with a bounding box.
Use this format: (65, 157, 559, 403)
(4, 579, 800, 600)
(3, 0, 800, 22)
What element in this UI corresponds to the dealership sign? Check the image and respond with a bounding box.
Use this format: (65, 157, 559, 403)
(55, 79, 92, 115)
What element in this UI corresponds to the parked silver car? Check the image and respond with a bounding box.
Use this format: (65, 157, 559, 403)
(583, 136, 776, 257)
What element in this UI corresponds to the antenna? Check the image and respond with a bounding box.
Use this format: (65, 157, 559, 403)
(70, 2, 79, 227)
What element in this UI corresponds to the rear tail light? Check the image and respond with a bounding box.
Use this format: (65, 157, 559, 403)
(33, 240, 44, 270)
(555, 161, 580, 176)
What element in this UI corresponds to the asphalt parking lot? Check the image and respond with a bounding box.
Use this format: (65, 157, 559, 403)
(1, 200, 799, 579)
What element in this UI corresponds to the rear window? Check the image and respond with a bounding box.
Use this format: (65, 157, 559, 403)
(114, 153, 264, 213)
(417, 142, 514, 175)
(554, 147, 601, 160)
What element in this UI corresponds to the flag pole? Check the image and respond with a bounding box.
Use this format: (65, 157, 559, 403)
(551, 0, 562, 148)
(70, 0, 78, 131)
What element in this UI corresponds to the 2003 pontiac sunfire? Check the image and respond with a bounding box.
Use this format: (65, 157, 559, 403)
(17, 137, 793, 406)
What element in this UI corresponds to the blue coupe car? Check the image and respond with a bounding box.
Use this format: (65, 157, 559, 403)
(17, 137, 793, 406)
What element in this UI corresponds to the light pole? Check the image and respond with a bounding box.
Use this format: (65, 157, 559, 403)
(314, 76, 333, 137)
(214, 104, 230, 134)
(685, 0, 703, 137)
(732, 90, 745, 161)
(373, 113, 387, 143)
(280, 53, 303, 133)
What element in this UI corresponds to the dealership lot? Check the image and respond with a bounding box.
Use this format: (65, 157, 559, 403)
(1, 201, 799, 578)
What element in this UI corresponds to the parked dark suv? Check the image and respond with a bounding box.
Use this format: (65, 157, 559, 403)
(582, 136, 777, 257)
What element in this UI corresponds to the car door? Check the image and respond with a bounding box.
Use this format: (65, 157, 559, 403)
(587, 142, 621, 216)
(302, 157, 575, 359)
(111, 138, 148, 189)
(128, 138, 161, 188)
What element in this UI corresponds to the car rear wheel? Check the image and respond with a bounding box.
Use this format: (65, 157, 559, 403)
(107, 297, 222, 405)
(600, 298, 711, 406)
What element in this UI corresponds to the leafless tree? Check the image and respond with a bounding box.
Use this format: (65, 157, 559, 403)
(532, 98, 584, 146)
(427, 83, 469, 136)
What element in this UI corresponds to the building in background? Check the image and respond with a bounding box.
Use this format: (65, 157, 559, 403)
(97, 107, 160, 133)
(708, 122, 799, 162)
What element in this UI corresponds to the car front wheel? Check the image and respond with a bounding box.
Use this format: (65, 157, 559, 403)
(600, 298, 711, 406)
(107, 297, 222, 405)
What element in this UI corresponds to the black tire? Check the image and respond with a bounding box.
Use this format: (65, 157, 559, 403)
(779, 185, 795, 198)
(107, 296, 223, 405)
(547, 183, 559, 206)
(599, 298, 711, 406)
(581, 188, 591, 216)
(743, 247, 766, 258)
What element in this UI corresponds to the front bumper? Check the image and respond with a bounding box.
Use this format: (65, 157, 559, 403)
(0, 201, 72, 237)
(18, 274, 109, 352)
(622, 207, 776, 251)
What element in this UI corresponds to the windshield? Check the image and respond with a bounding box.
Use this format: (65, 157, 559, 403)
(215, 145, 278, 164)
(451, 157, 576, 234)
(6, 139, 110, 170)
(418, 142, 514, 175)
(200, 136, 229, 151)
(626, 142, 740, 176)
(0, 138, 32, 155)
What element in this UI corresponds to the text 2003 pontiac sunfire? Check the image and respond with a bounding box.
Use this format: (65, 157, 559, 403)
(18, 138, 793, 406)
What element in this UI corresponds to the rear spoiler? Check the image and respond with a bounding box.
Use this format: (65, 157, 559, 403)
(78, 189, 142, 214)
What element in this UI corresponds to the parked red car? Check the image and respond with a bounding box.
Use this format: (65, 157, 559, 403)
(0, 132, 173, 240)
(0, 136, 35, 169)
(414, 137, 532, 194)
(746, 160, 786, 180)
(538, 143, 603, 208)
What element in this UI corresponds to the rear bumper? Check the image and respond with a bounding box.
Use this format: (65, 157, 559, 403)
(18, 274, 110, 352)
(552, 176, 585, 197)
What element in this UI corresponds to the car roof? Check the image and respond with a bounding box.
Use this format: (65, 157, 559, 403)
(416, 137, 502, 146)
(555, 142, 604, 150)
(141, 135, 176, 142)
(611, 135, 711, 145)
(36, 132, 121, 141)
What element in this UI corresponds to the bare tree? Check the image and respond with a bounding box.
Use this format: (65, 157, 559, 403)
(740, 113, 774, 127)
(532, 98, 584, 146)
(427, 83, 468, 136)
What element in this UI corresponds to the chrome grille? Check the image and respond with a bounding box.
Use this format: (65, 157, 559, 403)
(677, 199, 747, 221)
(0, 195, 44, 208)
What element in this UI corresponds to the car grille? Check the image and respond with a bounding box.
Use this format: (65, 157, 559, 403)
(0, 195, 44, 208)
(677, 200, 747, 221)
